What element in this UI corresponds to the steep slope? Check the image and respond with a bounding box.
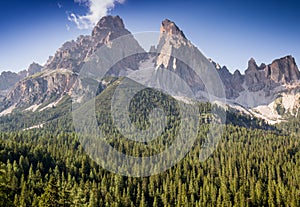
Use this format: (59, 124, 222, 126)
(154, 19, 206, 92)
(3, 69, 79, 110)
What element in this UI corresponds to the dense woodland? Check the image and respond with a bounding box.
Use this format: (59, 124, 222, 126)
(0, 82, 299, 206)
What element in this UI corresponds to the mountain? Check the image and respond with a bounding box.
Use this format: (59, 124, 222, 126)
(0, 15, 299, 125)
(154, 19, 206, 92)
(45, 15, 142, 73)
(0, 62, 43, 91)
(0, 71, 21, 91)
(0, 62, 43, 101)
(208, 56, 300, 123)
(0, 15, 145, 113)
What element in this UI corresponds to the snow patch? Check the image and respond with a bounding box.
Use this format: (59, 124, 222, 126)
(0, 104, 16, 116)
(173, 58, 177, 70)
(23, 123, 44, 131)
(24, 104, 42, 112)
(246, 92, 300, 124)
(173, 96, 195, 104)
(39, 96, 65, 112)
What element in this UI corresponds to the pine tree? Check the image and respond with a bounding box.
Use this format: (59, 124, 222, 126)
(0, 165, 13, 207)
(59, 182, 72, 207)
(39, 175, 61, 207)
(19, 180, 30, 207)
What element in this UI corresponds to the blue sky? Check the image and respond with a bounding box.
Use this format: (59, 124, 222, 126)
(0, 0, 299, 73)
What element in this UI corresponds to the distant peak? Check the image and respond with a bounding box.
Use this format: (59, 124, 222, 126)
(27, 62, 43, 76)
(233, 69, 242, 76)
(248, 57, 256, 64)
(28, 62, 41, 67)
(160, 19, 186, 39)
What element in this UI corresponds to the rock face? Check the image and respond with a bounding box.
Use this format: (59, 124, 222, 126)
(217, 66, 240, 98)
(207, 56, 300, 99)
(266, 55, 300, 83)
(0, 62, 43, 102)
(3, 69, 80, 109)
(27, 62, 43, 76)
(0, 71, 21, 91)
(155, 19, 205, 92)
(160, 19, 186, 39)
(244, 58, 267, 92)
(243, 56, 300, 92)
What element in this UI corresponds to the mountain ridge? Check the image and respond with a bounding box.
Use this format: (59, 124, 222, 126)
(0, 15, 299, 124)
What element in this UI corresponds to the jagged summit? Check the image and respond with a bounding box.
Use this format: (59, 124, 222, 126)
(243, 55, 300, 86)
(267, 55, 300, 83)
(92, 15, 126, 37)
(247, 58, 258, 70)
(160, 19, 186, 39)
(97, 15, 124, 29)
(46, 15, 132, 72)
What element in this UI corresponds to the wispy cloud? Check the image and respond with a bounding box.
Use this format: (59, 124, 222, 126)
(57, 2, 63, 9)
(69, 0, 125, 29)
(66, 24, 71, 31)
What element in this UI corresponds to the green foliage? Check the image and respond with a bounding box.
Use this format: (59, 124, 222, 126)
(0, 163, 14, 206)
(39, 176, 60, 207)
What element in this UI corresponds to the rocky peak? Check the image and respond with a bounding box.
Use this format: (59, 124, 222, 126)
(92, 15, 126, 37)
(45, 15, 132, 72)
(266, 55, 300, 83)
(154, 19, 204, 92)
(160, 19, 186, 39)
(259, 63, 266, 69)
(27, 62, 43, 76)
(91, 15, 130, 49)
(0, 62, 43, 92)
(218, 66, 232, 79)
(243, 55, 300, 92)
(244, 58, 266, 91)
(0, 71, 20, 91)
(232, 70, 244, 89)
(233, 69, 243, 78)
(247, 58, 259, 71)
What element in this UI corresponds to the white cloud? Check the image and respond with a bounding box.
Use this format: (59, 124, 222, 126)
(69, 0, 125, 29)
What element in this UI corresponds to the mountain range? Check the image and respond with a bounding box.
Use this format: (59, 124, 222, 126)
(0, 15, 299, 124)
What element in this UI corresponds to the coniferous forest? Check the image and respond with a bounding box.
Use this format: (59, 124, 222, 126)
(0, 85, 299, 207)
